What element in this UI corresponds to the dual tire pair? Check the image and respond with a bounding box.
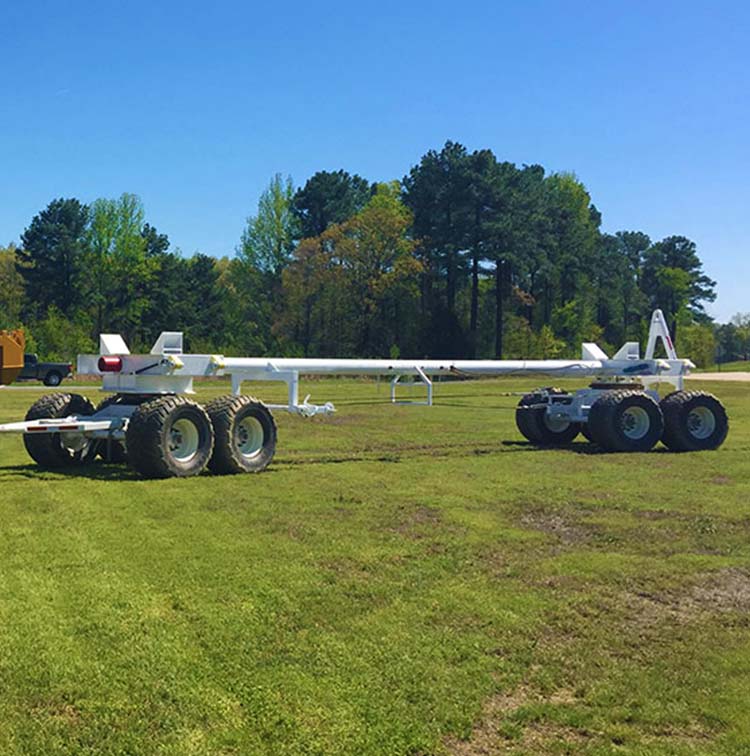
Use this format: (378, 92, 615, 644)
(22, 393, 276, 478)
(125, 395, 276, 478)
(516, 389, 728, 452)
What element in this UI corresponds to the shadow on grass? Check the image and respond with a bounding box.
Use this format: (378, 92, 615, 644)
(0, 440, 679, 482)
(0, 462, 141, 481)
(276, 441, 570, 466)
(501, 440, 673, 455)
(0, 462, 287, 482)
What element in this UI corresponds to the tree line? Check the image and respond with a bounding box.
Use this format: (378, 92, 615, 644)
(0, 141, 743, 367)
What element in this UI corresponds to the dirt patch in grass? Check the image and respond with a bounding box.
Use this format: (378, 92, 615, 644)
(277, 441, 502, 467)
(30, 700, 82, 725)
(641, 723, 715, 747)
(628, 568, 750, 627)
(319, 555, 375, 582)
(520, 509, 597, 550)
(628, 509, 750, 556)
(479, 508, 607, 580)
(689, 568, 750, 610)
(445, 685, 588, 755)
(446, 681, 715, 755)
(634, 509, 674, 521)
(390, 504, 443, 540)
(711, 475, 733, 485)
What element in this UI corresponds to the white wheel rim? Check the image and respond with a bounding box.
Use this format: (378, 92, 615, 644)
(236, 416, 265, 459)
(621, 406, 650, 440)
(687, 406, 716, 440)
(169, 418, 200, 462)
(544, 414, 570, 433)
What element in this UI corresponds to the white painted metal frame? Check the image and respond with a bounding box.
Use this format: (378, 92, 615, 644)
(0, 309, 693, 439)
(390, 367, 433, 406)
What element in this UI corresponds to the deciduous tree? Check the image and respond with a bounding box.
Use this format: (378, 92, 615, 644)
(240, 174, 298, 276)
(84, 193, 154, 340)
(0, 244, 25, 328)
(281, 184, 421, 357)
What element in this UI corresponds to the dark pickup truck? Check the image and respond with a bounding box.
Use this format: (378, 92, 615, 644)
(17, 354, 73, 386)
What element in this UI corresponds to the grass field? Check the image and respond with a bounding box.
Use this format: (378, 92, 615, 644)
(698, 361, 750, 373)
(0, 377, 749, 755)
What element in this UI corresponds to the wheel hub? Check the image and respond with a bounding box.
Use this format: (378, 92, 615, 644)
(236, 416, 264, 459)
(687, 406, 716, 440)
(544, 413, 571, 433)
(620, 406, 650, 440)
(169, 418, 200, 462)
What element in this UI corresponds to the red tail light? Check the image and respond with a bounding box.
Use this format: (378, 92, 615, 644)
(98, 356, 123, 373)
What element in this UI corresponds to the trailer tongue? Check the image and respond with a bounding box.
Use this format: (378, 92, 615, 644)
(0, 310, 729, 478)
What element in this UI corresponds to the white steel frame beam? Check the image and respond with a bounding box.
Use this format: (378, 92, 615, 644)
(390, 367, 433, 406)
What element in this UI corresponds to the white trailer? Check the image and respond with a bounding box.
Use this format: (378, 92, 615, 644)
(0, 310, 728, 478)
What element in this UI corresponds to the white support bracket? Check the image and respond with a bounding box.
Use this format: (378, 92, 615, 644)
(231, 364, 299, 407)
(230, 366, 335, 416)
(390, 367, 433, 406)
(645, 309, 678, 361)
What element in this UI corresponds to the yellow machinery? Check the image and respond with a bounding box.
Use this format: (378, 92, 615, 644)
(0, 329, 25, 385)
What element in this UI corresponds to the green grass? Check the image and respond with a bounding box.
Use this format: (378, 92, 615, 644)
(698, 360, 750, 372)
(0, 377, 749, 755)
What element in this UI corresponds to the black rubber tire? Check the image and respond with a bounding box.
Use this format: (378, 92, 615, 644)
(587, 390, 663, 452)
(515, 391, 579, 446)
(578, 423, 594, 443)
(43, 371, 62, 387)
(23, 393, 98, 467)
(206, 395, 277, 474)
(515, 392, 544, 443)
(125, 396, 214, 479)
(660, 391, 729, 451)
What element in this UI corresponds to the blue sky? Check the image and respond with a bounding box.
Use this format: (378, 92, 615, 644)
(1, 1, 747, 321)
